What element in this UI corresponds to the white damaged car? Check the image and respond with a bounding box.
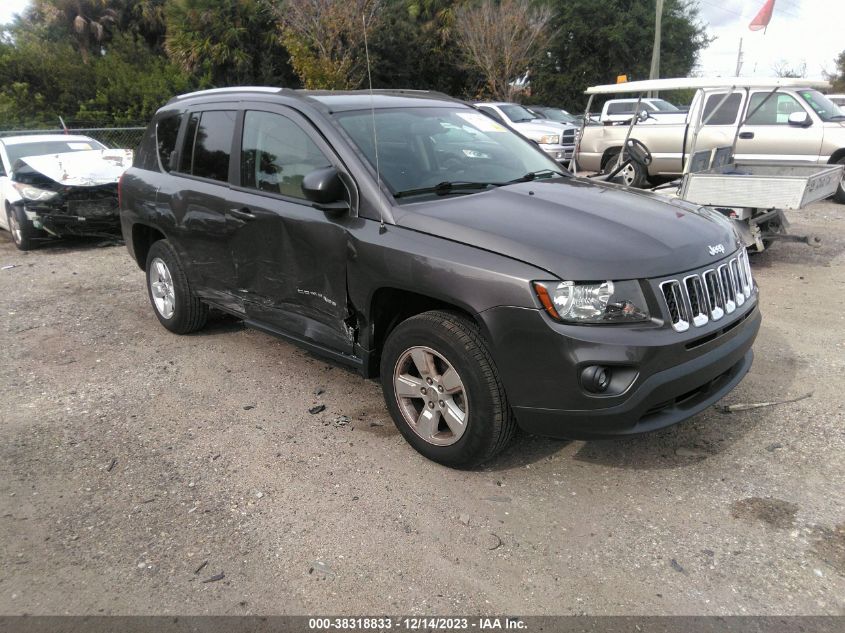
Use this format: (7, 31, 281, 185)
(0, 134, 133, 250)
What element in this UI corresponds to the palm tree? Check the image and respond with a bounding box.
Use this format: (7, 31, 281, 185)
(31, 0, 117, 63)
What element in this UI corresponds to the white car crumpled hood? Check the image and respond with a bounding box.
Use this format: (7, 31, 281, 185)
(17, 149, 133, 186)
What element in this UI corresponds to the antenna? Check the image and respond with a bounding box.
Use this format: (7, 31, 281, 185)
(362, 14, 385, 233)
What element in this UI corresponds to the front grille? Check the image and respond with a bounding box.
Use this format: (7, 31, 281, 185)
(561, 129, 576, 143)
(659, 250, 753, 332)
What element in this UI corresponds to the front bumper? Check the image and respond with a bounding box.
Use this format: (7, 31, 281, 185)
(539, 142, 576, 163)
(481, 297, 760, 440)
(14, 194, 121, 239)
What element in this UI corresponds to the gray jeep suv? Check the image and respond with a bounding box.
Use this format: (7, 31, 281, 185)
(120, 87, 761, 467)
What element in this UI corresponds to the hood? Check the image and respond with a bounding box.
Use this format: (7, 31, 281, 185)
(393, 178, 740, 280)
(510, 120, 568, 135)
(14, 149, 133, 187)
(534, 118, 577, 130)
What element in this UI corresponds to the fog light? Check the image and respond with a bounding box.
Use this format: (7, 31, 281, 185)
(581, 365, 611, 393)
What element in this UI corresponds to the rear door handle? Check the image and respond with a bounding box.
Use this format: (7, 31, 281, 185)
(738, 132, 754, 139)
(228, 207, 256, 221)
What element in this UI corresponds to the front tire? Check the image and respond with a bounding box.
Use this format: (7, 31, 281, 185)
(833, 157, 845, 204)
(145, 240, 207, 334)
(380, 310, 516, 468)
(7, 205, 35, 251)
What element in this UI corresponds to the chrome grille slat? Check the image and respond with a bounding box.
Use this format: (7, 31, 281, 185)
(660, 251, 754, 332)
(719, 264, 737, 314)
(660, 280, 689, 332)
(730, 258, 745, 306)
(702, 269, 725, 321)
(683, 275, 708, 327)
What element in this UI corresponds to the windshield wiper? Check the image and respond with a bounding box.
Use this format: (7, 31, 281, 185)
(507, 168, 567, 184)
(828, 114, 845, 121)
(393, 181, 501, 199)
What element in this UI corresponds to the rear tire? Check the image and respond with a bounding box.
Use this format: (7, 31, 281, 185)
(145, 240, 207, 334)
(380, 310, 516, 468)
(7, 205, 35, 251)
(833, 157, 845, 204)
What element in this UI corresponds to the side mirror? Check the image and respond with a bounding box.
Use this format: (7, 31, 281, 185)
(637, 109, 649, 123)
(787, 111, 811, 127)
(302, 166, 349, 212)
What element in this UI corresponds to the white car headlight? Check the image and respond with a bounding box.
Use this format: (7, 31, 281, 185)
(533, 280, 651, 323)
(13, 182, 58, 202)
(535, 134, 560, 145)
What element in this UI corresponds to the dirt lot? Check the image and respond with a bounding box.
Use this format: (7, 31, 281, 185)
(0, 201, 843, 616)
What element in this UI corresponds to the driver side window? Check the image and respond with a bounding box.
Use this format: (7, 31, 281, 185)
(240, 111, 331, 200)
(746, 93, 805, 125)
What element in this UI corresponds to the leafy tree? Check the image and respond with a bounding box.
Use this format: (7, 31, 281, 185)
(368, 0, 479, 96)
(76, 33, 193, 123)
(454, 0, 553, 101)
(0, 8, 193, 126)
(530, 0, 710, 111)
(0, 25, 95, 124)
(164, 0, 295, 87)
(275, 0, 383, 90)
(825, 50, 845, 92)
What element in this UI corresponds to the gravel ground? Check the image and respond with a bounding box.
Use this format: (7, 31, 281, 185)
(0, 201, 843, 616)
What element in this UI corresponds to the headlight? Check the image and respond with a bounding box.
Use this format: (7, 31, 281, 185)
(12, 182, 58, 202)
(533, 280, 650, 323)
(534, 134, 560, 145)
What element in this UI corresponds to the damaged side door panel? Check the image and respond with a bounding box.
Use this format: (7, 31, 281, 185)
(226, 104, 356, 355)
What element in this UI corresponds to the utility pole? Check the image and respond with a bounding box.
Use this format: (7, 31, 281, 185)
(735, 37, 744, 76)
(648, 0, 664, 97)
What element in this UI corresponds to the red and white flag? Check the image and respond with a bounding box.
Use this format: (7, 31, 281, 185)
(749, 0, 777, 32)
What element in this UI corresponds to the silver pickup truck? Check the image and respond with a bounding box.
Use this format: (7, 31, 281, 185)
(577, 80, 845, 202)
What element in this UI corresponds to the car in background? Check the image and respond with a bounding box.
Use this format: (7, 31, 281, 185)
(527, 105, 599, 128)
(579, 83, 845, 199)
(475, 102, 577, 162)
(0, 134, 133, 250)
(600, 97, 687, 124)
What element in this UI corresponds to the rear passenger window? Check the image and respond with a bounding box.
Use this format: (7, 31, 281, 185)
(156, 113, 182, 172)
(179, 110, 236, 182)
(607, 103, 633, 115)
(702, 93, 742, 125)
(240, 111, 331, 199)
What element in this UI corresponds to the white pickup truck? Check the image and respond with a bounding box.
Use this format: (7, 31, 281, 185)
(599, 97, 686, 124)
(577, 78, 845, 203)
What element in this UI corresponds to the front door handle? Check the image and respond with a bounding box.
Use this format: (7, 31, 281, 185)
(228, 207, 256, 221)
(738, 131, 754, 140)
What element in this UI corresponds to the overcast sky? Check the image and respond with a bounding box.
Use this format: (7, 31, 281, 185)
(695, 0, 844, 79)
(1, 0, 842, 81)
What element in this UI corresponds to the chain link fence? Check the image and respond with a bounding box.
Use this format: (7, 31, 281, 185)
(0, 125, 146, 150)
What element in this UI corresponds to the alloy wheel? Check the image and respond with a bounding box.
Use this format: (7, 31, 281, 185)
(149, 257, 176, 319)
(393, 346, 469, 446)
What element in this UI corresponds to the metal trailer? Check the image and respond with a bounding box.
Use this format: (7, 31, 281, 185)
(573, 77, 845, 252)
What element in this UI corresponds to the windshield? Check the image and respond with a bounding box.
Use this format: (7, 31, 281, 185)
(6, 139, 106, 165)
(498, 104, 537, 122)
(798, 90, 845, 121)
(335, 107, 565, 200)
(650, 99, 680, 112)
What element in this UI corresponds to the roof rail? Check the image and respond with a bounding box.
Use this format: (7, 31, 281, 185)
(172, 86, 282, 100)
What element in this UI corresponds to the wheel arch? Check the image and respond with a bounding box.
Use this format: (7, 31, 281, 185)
(131, 223, 166, 270)
(827, 148, 845, 165)
(364, 287, 482, 379)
